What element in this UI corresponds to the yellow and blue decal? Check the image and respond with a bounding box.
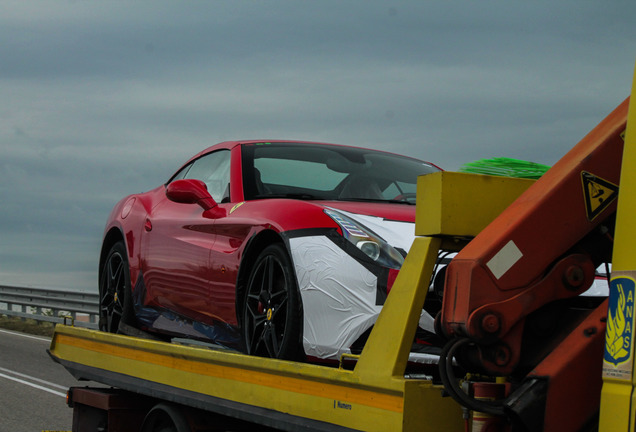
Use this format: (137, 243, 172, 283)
(604, 276, 635, 379)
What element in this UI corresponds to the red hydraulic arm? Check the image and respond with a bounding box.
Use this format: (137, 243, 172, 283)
(438, 98, 629, 430)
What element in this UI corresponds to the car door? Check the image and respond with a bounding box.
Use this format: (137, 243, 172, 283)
(141, 149, 231, 323)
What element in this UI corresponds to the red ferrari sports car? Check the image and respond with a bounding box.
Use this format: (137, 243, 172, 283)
(99, 140, 441, 361)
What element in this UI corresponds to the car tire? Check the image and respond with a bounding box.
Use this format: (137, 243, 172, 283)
(242, 243, 303, 360)
(99, 241, 136, 333)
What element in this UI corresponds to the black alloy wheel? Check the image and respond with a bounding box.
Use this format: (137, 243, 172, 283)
(99, 241, 135, 333)
(243, 243, 303, 360)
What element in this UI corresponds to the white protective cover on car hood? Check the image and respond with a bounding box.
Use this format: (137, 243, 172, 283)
(289, 209, 435, 360)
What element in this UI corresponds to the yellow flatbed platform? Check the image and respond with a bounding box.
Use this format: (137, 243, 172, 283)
(48, 173, 536, 431)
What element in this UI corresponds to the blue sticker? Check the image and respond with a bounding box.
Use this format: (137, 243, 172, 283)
(605, 277, 635, 366)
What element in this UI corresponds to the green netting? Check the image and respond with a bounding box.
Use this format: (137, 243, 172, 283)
(459, 157, 551, 179)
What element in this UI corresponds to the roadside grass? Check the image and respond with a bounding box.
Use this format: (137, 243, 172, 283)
(0, 315, 55, 337)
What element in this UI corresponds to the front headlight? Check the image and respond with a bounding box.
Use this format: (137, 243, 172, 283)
(324, 208, 404, 269)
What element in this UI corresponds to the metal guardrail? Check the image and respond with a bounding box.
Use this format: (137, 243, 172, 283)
(0, 285, 99, 329)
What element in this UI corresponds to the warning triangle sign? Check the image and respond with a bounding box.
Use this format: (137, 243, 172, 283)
(581, 171, 618, 221)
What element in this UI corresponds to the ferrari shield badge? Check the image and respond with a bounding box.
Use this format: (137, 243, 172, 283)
(604, 274, 636, 380)
(230, 202, 245, 214)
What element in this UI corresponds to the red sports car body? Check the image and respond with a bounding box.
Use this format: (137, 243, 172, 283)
(99, 140, 441, 361)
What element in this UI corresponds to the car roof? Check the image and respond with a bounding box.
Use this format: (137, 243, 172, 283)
(190, 139, 356, 159)
(186, 140, 440, 169)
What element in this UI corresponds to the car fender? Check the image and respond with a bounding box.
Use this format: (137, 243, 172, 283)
(101, 188, 161, 289)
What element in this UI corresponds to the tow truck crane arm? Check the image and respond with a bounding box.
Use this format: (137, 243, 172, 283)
(437, 98, 629, 430)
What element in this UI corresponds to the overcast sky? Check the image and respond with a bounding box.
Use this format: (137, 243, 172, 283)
(2, 1, 636, 292)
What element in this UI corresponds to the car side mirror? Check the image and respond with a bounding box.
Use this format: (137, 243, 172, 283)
(166, 179, 218, 211)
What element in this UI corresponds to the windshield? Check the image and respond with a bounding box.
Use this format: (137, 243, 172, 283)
(241, 142, 440, 204)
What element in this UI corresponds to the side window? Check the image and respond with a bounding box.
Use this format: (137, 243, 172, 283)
(182, 150, 231, 202)
(171, 164, 192, 182)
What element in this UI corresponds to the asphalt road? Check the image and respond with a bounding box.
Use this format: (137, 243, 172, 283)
(0, 328, 88, 432)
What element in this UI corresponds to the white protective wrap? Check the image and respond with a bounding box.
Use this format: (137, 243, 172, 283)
(289, 210, 435, 360)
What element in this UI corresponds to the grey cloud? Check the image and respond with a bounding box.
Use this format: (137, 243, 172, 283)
(1, 0, 636, 290)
